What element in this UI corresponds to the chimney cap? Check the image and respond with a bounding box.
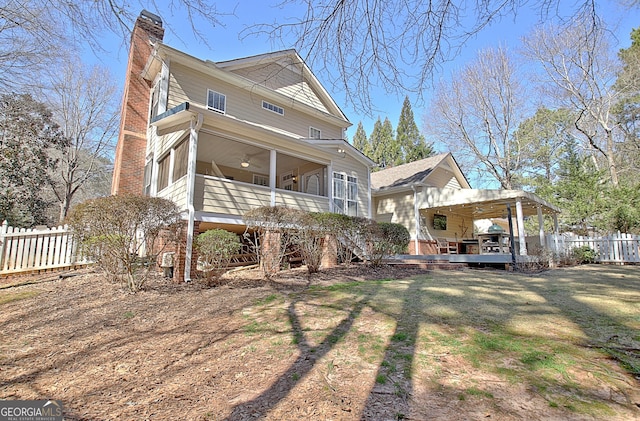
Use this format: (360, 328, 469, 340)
(140, 9, 162, 27)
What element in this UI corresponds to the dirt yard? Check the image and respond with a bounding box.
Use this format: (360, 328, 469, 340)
(1, 265, 639, 420)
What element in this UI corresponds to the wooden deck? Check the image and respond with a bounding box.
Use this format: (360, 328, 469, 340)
(385, 253, 519, 269)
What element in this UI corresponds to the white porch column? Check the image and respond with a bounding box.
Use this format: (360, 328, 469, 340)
(515, 198, 527, 256)
(269, 149, 277, 206)
(367, 168, 372, 219)
(184, 113, 203, 282)
(537, 205, 545, 249)
(328, 162, 334, 213)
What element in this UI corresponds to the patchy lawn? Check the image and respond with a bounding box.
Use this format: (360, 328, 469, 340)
(0, 265, 639, 420)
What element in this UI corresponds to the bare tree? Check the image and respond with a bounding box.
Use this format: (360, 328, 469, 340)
(44, 58, 119, 223)
(428, 46, 528, 189)
(247, 0, 602, 112)
(0, 0, 230, 91)
(0, 0, 66, 90)
(522, 14, 624, 186)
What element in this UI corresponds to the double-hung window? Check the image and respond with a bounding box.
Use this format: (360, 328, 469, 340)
(333, 172, 358, 216)
(207, 89, 226, 114)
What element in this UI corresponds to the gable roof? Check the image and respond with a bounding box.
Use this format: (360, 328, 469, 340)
(216, 50, 350, 124)
(143, 44, 351, 128)
(371, 153, 470, 191)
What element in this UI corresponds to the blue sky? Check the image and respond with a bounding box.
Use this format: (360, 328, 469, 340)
(87, 1, 640, 146)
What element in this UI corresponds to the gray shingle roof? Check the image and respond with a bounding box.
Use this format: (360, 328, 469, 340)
(370, 153, 450, 190)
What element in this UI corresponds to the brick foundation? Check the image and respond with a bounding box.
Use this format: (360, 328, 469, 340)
(321, 234, 338, 268)
(260, 230, 281, 275)
(408, 240, 438, 255)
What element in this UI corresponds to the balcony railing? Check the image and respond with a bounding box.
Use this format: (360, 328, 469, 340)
(194, 175, 329, 216)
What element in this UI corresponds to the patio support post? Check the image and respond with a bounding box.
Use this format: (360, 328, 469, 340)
(553, 213, 560, 256)
(537, 205, 545, 249)
(515, 198, 527, 255)
(507, 204, 517, 267)
(184, 113, 203, 282)
(269, 149, 276, 206)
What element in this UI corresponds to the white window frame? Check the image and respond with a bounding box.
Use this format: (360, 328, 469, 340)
(253, 174, 269, 187)
(309, 126, 322, 139)
(332, 172, 358, 216)
(262, 100, 284, 116)
(347, 175, 358, 216)
(207, 89, 226, 114)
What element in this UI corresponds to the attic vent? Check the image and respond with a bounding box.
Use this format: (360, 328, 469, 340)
(140, 10, 163, 27)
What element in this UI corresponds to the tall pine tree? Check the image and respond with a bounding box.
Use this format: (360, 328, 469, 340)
(369, 117, 397, 169)
(396, 96, 433, 164)
(351, 121, 370, 156)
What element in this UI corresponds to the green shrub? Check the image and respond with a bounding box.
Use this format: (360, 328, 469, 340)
(572, 245, 597, 264)
(195, 229, 241, 285)
(367, 222, 410, 266)
(66, 195, 182, 292)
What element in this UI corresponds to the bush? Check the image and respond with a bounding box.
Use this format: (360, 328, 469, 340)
(244, 207, 411, 273)
(367, 222, 410, 266)
(195, 229, 241, 285)
(572, 245, 597, 264)
(66, 195, 182, 292)
(244, 206, 327, 275)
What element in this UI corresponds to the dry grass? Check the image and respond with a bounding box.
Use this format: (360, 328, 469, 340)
(0, 264, 638, 420)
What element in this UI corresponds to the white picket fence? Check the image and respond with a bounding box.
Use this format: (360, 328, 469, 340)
(0, 220, 89, 275)
(545, 232, 640, 264)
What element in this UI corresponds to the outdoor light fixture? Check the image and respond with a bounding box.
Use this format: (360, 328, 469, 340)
(240, 156, 250, 168)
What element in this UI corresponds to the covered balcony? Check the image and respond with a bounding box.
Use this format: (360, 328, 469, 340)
(192, 132, 330, 218)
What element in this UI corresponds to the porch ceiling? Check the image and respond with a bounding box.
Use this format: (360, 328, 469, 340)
(198, 132, 316, 173)
(419, 187, 560, 220)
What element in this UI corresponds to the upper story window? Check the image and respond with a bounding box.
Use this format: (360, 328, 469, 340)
(150, 80, 161, 120)
(207, 89, 226, 114)
(309, 127, 321, 139)
(262, 100, 284, 116)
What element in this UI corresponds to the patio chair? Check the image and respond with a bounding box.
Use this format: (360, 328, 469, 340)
(437, 238, 458, 254)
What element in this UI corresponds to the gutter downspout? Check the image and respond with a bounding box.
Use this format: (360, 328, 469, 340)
(184, 113, 203, 282)
(412, 185, 421, 255)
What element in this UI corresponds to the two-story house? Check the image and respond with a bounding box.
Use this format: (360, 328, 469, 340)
(111, 11, 374, 281)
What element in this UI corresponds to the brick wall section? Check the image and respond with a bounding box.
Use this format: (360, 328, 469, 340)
(408, 240, 437, 255)
(321, 234, 338, 268)
(111, 14, 165, 195)
(260, 230, 281, 275)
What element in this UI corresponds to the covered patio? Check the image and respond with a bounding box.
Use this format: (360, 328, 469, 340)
(411, 187, 561, 264)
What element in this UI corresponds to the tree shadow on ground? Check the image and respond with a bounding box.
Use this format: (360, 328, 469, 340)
(222, 281, 383, 420)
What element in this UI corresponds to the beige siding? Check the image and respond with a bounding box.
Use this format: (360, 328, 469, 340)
(374, 191, 416, 235)
(421, 210, 471, 241)
(167, 62, 343, 140)
(157, 176, 188, 210)
(425, 167, 462, 189)
(332, 156, 370, 218)
(230, 62, 330, 113)
(275, 191, 329, 213)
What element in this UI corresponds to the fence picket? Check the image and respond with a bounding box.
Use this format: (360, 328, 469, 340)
(545, 232, 639, 264)
(0, 221, 88, 275)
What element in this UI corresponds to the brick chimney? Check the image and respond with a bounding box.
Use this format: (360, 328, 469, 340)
(111, 10, 165, 195)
